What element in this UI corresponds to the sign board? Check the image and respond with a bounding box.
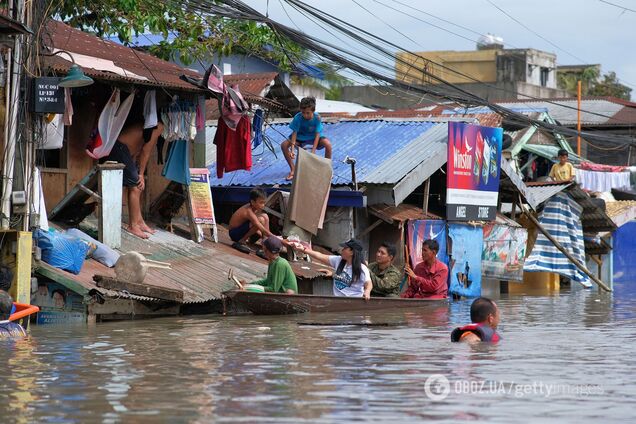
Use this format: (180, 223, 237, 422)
(446, 122, 503, 221)
(187, 168, 218, 242)
(481, 223, 528, 282)
(32, 77, 65, 113)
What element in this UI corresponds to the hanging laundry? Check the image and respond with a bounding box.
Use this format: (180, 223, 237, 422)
(214, 115, 252, 178)
(40, 114, 64, 150)
(63, 88, 73, 126)
(160, 100, 197, 142)
(252, 108, 264, 149)
(143, 90, 158, 129)
(162, 139, 191, 185)
(86, 88, 135, 159)
(575, 169, 631, 192)
(33, 167, 49, 231)
(195, 103, 205, 131)
(288, 148, 332, 235)
(204, 65, 249, 130)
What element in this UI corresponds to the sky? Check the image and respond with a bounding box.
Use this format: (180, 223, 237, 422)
(241, 0, 636, 98)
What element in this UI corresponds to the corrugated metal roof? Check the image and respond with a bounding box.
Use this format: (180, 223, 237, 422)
(35, 227, 269, 304)
(209, 119, 448, 187)
(44, 20, 203, 92)
(496, 98, 632, 126)
(525, 181, 572, 205)
(522, 144, 583, 164)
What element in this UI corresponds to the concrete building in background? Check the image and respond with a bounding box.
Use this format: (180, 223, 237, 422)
(342, 37, 570, 109)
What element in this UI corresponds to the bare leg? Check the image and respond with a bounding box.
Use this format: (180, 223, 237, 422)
(126, 186, 149, 239)
(238, 224, 260, 243)
(320, 137, 332, 159)
(281, 139, 295, 180)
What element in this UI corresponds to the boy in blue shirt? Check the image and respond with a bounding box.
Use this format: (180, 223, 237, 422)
(281, 96, 332, 180)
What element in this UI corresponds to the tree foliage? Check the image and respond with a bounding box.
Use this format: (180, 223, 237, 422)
(53, 0, 305, 69)
(557, 66, 632, 100)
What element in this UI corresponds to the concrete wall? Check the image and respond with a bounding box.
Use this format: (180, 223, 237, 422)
(396, 50, 498, 84)
(291, 84, 326, 100)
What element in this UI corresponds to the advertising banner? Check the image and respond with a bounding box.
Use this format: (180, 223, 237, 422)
(447, 122, 503, 221)
(406, 220, 448, 267)
(448, 223, 483, 298)
(481, 223, 528, 282)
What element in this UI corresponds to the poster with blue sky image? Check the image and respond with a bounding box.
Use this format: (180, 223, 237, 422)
(449, 223, 483, 298)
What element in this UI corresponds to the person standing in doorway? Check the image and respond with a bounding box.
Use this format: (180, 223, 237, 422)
(102, 121, 164, 239)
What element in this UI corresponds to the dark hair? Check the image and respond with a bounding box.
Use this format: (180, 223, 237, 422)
(422, 239, 439, 254)
(336, 248, 364, 283)
(249, 188, 267, 202)
(0, 290, 13, 320)
(379, 242, 396, 258)
(470, 297, 497, 323)
(557, 149, 568, 157)
(299, 96, 316, 111)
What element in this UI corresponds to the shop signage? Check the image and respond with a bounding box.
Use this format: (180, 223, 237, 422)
(446, 122, 503, 221)
(32, 77, 65, 113)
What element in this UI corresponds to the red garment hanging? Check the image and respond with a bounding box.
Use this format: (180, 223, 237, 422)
(214, 115, 252, 178)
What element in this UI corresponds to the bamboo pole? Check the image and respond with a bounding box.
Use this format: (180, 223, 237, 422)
(577, 80, 582, 157)
(521, 208, 611, 292)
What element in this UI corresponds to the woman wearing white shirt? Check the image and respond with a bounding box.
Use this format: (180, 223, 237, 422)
(300, 239, 372, 300)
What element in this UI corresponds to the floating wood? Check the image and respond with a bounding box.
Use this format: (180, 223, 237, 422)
(93, 275, 184, 302)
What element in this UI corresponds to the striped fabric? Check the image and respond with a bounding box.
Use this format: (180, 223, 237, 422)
(523, 193, 592, 288)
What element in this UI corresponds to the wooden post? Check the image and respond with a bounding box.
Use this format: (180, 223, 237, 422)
(522, 210, 611, 292)
(98, 164, 124, 249)
(577, 80, 582, 157)
(422, 178, 430, 215)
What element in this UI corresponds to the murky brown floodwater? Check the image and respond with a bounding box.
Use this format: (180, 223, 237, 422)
(1, 290, 635, 423)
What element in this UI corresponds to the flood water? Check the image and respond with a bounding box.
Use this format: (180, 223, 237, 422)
(2, 291, 635, 423)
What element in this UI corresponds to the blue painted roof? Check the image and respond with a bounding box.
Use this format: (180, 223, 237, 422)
(209, 120, 448, 187)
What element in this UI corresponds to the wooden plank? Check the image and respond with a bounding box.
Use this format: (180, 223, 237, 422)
(34, 263, 90, 296)
(357, 218, 383, 238)
(422, 178, 430, 215)
(49, 166, 99, 221)
(78, 183, 102, 201)
(93, 275, 184, 302)
(98, 167, 123, 248)
(40, 171, 68, 214)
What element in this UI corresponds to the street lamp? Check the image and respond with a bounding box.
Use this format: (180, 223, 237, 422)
(46, 50, 94, 88)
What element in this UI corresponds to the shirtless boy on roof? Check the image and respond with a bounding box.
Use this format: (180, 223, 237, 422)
(228, 188, 273, 252)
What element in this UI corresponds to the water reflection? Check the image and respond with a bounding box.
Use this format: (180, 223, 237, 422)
(0, 293, 635, 422)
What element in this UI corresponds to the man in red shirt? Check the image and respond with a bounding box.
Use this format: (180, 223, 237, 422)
(402, 239, 448, 299)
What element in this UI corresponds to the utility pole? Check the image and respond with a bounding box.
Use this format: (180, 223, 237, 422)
(1, 0, 25, 229)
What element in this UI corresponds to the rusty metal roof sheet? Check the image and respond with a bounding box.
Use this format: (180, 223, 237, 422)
(35, 225, 328, 303)
(0, 13, 32, 34)
(369, 203, 441, 223)
(43, 20, 203, 92)
(496, 97, 636, 126)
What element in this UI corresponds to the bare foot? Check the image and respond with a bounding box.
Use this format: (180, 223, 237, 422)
(285, 172, 294, 181)
(140, 223, 157, 234)
(127, 225, 149, 239)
